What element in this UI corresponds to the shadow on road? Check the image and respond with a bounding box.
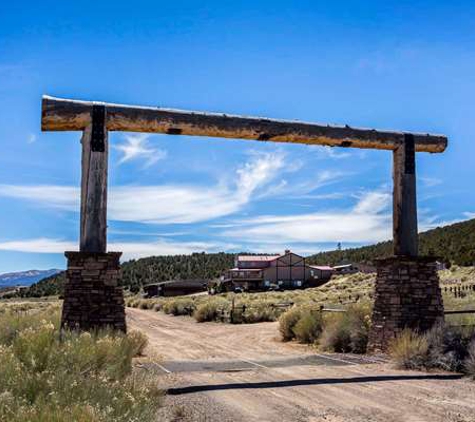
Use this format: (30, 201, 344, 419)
(167, 374, 463, 395)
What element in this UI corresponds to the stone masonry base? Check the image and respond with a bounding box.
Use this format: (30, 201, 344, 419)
(61, 251, 126, 332)
(368, 256, 444, 353)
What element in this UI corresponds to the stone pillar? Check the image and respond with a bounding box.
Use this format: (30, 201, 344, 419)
(368, 256, 444, 353)
(61, 251, 126, 332)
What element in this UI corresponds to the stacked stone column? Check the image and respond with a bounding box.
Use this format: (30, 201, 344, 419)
(61, 251, 126, 332)
(368, 256, 444, 353)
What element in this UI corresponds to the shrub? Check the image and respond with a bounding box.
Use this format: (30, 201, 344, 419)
(194, 298, 227, 322)
(389, 329, 429, 369)
(279, 307, 304, 341)
(319, 304, 371, 353)
(162, 297, 195, 316)
(238, 302, 281, 324)
(464, 340, 475, 379)
(0, 303, 162, 422)
(425, 324, 473, 372)
(128, 330, 148, 356)
(293, 310, 324, 343)
(389, 325, 475, 375)
(138, 300, 154, 310)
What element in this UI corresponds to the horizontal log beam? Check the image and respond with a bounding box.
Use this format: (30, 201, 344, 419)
(41, 95, 448, 153)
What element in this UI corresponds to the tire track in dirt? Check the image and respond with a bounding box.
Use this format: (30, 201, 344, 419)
(128, 308, 475, 422)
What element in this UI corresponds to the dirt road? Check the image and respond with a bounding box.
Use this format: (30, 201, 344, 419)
(127, 308, 475, 422)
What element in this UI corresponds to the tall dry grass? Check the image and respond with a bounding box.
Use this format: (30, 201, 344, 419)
(389, 325, 475, 375)
(0, 302, 162, 422)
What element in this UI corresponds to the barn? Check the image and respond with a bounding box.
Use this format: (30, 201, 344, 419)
(222, 250, 334, 292)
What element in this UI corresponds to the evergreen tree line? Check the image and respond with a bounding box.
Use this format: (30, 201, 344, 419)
(18, 219, 475, 297)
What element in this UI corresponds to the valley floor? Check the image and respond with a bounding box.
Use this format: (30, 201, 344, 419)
(127, 308, 475, 422)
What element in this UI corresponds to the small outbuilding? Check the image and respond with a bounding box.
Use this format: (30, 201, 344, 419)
(143, 280, 207, 298)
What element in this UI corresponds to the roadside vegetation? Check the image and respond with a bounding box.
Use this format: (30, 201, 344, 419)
(389, 325, 475, 378)
(126, 271, 376, 323)
(0, 301, 162, 422)
(126, 265, 475, 325)
(278, 302, 372, 353)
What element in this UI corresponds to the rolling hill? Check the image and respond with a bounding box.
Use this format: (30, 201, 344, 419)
(307, 218, 475, 267)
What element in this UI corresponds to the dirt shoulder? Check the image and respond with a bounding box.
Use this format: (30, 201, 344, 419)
(128, 308, 475, 422)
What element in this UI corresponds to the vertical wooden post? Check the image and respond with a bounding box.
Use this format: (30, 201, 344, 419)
(393, 134, 418, 256)
(80, 105, 108, 253)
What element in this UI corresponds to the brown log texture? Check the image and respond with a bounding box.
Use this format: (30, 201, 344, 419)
(393, 134, 418, 256)
(80, 123, 108, 253)
(41, 96, 447, 153)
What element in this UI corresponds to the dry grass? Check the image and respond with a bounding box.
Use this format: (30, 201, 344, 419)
(0, 301, 162, 422)
(389, 325, 475, 375)
(389, 329, 429, 369)
(465, 341, 475, 379)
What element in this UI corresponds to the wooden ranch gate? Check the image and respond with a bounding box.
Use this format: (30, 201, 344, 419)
(41, 95, 448, 348)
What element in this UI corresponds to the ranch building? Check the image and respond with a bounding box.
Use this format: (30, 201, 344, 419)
(221, 250, 333, 292)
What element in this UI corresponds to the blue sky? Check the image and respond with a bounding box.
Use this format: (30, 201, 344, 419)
(0, 0, 474, 272)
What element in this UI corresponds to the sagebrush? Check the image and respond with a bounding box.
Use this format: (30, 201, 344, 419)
(0, 302, 161, 422)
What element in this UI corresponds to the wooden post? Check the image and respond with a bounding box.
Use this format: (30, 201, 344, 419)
(393, 134, 418, 256)
(80, 105, 108, 253)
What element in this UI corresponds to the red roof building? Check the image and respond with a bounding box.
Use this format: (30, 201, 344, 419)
(222, 250, 333, 292)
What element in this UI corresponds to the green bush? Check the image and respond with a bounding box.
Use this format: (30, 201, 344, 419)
(0, 304, 162, 422)
(236, 302, 281, 324)
(389, 329, 429, 369)
(194, 298, 228, 322)
(138, 299, 155, 310)
(162, 297, 195, 316)
(319, 305, 371, 353)
(293, 310, 324, 343)
(279, 307, 304, 341)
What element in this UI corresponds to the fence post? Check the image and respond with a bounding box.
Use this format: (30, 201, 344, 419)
(230, 297, 235, 324)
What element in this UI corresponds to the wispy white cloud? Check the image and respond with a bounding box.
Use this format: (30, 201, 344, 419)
(0, 151, 295, 224)
(114, 134, 167, 167)
(221, 190, 392, 244)
(0, 238, 75, 253)
(0, 185, 79, 210)
(353, 191, 390, 214)
(257, 169, 348, 200)
(27, 134, 36, 144)
(464, 211, 475, 219)
(0, 237, 236, 260)
(420, 177, 442, 188)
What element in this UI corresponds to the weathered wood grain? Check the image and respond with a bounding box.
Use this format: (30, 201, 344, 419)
(393, 134, 418, 256)
(41, 95, 448, 153)
(80, 124, 108, 253)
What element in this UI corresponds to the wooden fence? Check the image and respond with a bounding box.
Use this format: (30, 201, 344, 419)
(180, 299, 475, 326)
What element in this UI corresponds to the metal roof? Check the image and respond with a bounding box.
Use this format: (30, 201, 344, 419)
(309, 265, 334, 271)
(237, 255, 281, 262)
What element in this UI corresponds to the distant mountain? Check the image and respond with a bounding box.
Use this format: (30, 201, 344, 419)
(0, 269, 62, 288)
